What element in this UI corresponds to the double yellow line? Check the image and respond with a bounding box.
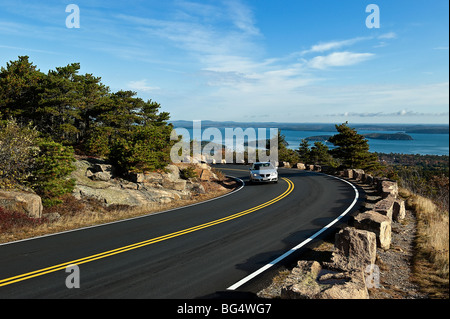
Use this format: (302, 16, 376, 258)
(0, 177, 294, 288)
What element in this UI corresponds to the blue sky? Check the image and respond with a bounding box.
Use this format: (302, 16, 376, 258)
(0, 0, 448, 124)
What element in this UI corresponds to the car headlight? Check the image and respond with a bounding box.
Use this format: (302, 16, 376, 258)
(253, 173, 258, 177)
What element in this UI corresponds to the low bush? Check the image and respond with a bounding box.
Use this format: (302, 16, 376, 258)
(0, 206, 47, 233)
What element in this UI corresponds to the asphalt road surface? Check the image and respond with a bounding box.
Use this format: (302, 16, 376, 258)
(0, 164, 362, 299)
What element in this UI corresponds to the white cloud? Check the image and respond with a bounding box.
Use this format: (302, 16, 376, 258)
(378, 32, 397, 39)
(127, 79, 160, 92)
(301, 37, 369, 54)
(308, 51, 375, 69)
(225, 0, 261, 36)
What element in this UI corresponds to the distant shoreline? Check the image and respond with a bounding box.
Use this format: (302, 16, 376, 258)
(171, 121, 449, 135)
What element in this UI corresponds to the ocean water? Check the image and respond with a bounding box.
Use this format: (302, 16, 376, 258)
(172, 126, 449, 156)
(281, 130, 449, 156)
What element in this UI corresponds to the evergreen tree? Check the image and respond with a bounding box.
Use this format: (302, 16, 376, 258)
(329, 122, 380, 170)
(0, 56, 44, 124)
(310, 141, 336, 167)
(298, 139, 311, 163)
(0, 56, 175, 177)
(29, 139, 76, 207)
(37, 63, 83, 143)
(277, 131, 299, 164)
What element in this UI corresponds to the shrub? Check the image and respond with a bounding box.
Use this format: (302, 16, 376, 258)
(28, 139, 76, 207)
(109, 124, 174, 174)
(0, 119, 39, 188)
(180, 165, 198, 180)
(0, 206, 47, 232)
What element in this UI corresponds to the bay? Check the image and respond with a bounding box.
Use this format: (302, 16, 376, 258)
(171, 124, 449, 156)
(281, 129, 449, 156)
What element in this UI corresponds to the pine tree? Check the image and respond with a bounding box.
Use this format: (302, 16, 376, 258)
(310, 142, 335, 166)
(298, 139, 311, 163)
(329, 122, 380, 170)
(0, 56, 44, 124)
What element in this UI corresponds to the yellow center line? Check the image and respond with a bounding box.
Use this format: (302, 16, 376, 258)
(0, 177, 294, 287)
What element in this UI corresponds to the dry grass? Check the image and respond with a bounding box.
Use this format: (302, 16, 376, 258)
(401, 187, 449, 298)
(0, 179, 237, 245)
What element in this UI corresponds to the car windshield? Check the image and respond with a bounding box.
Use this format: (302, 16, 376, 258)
(252, 163, 273, 170)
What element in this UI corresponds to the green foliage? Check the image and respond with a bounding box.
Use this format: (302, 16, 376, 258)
(0, 56, 175, 179)
(310, 142, 337, 167)
(377, 153, 449, 211)
(277, 131, 300, 163)
(297, 139, 311, 163)
(180, 166, 198, 180)
(0, 119, 39, 188)
(0, 56, 44, 123)
(29, 139, 76, 207)
(109, 124, 175, 174)
(329, 122, 380, 171)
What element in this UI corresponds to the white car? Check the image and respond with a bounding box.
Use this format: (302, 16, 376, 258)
(249, 162, 278, 183)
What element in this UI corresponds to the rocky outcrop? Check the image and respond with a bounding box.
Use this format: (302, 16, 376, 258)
(70, 159, 225, 208)
(0, 190, 43, 218)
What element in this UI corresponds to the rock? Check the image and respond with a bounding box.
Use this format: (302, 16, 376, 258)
(353, 211, 392, 250)
(331, 227, 377, 271)
(162, 178, 187, 191)
(69, 159, 225, 208)
(393, 199, 406, 222)
(43, 212, 60, 222)
(199, 169, 218, 181)
(314, 165, 322, 172)
(307, 164, 315, 171)
(90, 171, 113, 182)
(143, 172, 163, 184)
(128, 172, 145, 183)
(281, 261, 322, 299)
(295, 163, 306, 170)
(379, 180, 398, 199)
(0, 190, 43, 219)
(92, 163, 114, 174)
(344, 169, 353, 179)
(364, 174, 374, 185)
(318, 269, 369, 299)
(352, 169, 365, 181)
(279, 162, 291, 168)
(374, 196, 395, 220)
(280, 260, 369, 299)
(165, 165, 180, 181)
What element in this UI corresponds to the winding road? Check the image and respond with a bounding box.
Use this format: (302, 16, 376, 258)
(0, 165, 362, 299)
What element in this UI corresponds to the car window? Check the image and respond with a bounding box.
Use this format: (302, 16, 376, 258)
(252, 163, 273, 170)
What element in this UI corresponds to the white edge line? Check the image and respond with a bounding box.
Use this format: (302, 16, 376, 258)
(0, 175, 245, 247)
(227, 173, 359, 291)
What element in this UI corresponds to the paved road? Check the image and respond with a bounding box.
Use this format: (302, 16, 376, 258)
(0, 165, 362, 299)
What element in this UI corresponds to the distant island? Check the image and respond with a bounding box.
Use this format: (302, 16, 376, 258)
(305, 132, 413, 142)
(363, 132, 413, 140)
